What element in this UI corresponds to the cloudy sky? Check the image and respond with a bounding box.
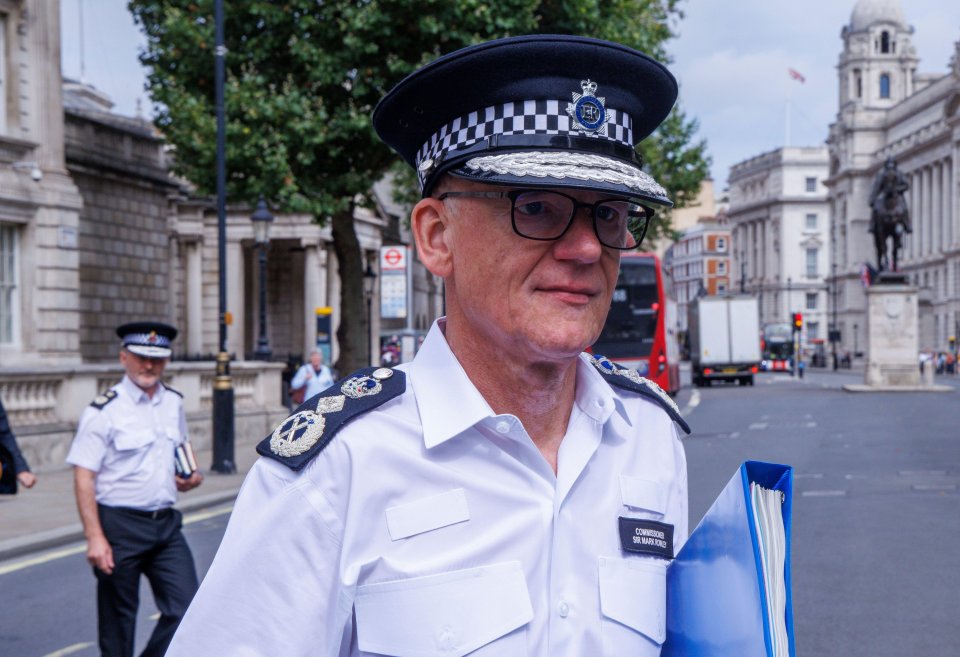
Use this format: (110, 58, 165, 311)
(60, 0, 960, 188)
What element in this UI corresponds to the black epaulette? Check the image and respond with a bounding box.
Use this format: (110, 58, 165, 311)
(163, 384, 183, 398)
(585, 354, 690, 435)
(257, 367, 406, 471)
(90, 389, 119, 410)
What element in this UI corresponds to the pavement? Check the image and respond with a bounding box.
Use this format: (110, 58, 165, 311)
(0, 436, 263, 563)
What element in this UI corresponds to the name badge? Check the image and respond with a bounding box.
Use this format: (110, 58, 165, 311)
(618, 517, 674, 559)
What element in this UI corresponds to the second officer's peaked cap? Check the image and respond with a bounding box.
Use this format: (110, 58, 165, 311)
(372, 34, 677, 206)
(117, 321, 177, 359)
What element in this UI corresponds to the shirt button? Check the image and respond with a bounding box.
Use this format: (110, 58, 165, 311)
(558, 601, 570, 618)
(495, 420, 510, 434)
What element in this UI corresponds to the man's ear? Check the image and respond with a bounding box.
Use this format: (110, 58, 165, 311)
(412, 197, 454, 278)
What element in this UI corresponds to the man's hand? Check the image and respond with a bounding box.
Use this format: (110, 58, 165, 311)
(176, 470, 203, 492)
(17, 471, 37, 488)
(87, 534, 114, 574)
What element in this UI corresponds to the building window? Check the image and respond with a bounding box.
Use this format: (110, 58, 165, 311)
(0, 224, 18, 344)
(807, 322, 819, 340)
(880, 73, 890, 99)
(806, 248, 818, 277)
(806, 293, 818, 310)
(880, 31, 890, 54)
(805, 177, 817, 192)
(716, 237, 727, 252)
(854, 69, 862, 98)
(805, 213, 818, 230)
(718, 261, 727, 275)
(717, 282, 727, 295)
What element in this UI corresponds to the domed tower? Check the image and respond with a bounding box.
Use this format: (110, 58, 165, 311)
(838, 0, 918, 108)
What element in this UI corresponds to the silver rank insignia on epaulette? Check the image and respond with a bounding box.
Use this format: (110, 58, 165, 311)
(587, 354, 686, 429)
(566, 79, 608, 136)
(90, 389, 118, 409)
(260, 366, 406, 468)
(340, 367, 393, 399)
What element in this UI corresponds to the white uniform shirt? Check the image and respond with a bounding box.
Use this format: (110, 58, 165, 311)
(169, 321, 687, 657)
(290, 362, 336, 399)
(66, 376, 188, 510)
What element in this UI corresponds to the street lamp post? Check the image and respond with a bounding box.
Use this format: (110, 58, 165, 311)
(251, 197, 274, 361)
(363, 263, 378, 366)
(853, 322, 859, 358)
(831, 263, 839, 370)
(211, 0, 235, 474)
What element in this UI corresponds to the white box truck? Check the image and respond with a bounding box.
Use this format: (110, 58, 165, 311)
(688, 295, 762, 386)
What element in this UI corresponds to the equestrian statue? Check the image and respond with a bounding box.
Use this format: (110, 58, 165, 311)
(868, 157, 912, 273)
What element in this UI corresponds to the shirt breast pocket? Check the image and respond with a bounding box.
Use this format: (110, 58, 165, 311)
(112, 429, 155, 452)
(599, 557, 667, 656)
(354, 561, 532, 657)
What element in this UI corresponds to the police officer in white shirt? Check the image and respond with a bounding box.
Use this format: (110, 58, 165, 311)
(168, 35, 689, 656)
(67, 321, 203, 657)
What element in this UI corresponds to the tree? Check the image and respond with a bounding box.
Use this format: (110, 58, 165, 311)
(130, 0, 708, 373)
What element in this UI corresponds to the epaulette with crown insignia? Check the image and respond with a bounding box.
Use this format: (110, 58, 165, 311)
(257, 367, 405, 471)
(585, 354, 690, 434)
(90, 390, 119, 410)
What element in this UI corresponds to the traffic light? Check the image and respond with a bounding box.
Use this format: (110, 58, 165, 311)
(792, 312, 803, 332)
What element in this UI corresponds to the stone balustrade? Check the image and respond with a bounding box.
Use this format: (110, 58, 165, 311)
(0, 361, 289, 471)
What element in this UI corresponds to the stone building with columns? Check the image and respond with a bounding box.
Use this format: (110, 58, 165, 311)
(826, 0, 960, 357)
(0, 0, 441, 469)
(727, 146, 832, 344)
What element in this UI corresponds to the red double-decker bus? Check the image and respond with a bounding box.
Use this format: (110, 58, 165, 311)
(590, 253, 681, 394)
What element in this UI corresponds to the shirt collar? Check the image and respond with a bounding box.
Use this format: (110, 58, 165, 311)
(409, 320, 497, 449)
(408, 320, 627, 448)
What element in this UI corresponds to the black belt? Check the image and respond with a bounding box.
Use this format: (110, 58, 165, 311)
(101, 505, 174, 520)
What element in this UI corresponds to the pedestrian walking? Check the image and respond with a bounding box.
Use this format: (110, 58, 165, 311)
(0, 397, 37, 494)
(168, 34, 690, 656)
(67, 321, 203, 657)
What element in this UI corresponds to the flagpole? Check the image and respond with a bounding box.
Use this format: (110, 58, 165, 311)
(784, 80, 792, 147)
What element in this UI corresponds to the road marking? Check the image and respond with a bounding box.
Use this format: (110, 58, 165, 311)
(806, 422, 818, 428)
(0, 505, 233, 576)
(681, 389, 700, 417)
(801, 490, 847, 497)
(912, 484, 957, 492)
(794, 473, 824, 479)
(748, 422, 768, 430)
(728, 431, 740, 439)
(40, 642, 94, 657)
(898, 470, 948, 476)
(844, 474, 867, 480)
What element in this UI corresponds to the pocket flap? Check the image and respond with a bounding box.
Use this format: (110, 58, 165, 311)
(355, 561, 533, 657)
(386, 488, 470, 541)
(599, 557, 667, 645)
(113, 430, 154, 451)
(620, 475, 666, 515)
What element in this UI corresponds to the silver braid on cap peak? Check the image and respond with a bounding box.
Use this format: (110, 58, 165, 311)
(463, 152, 668, 198)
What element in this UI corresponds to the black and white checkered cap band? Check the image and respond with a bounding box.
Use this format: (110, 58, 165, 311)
(123, 332, 172, 349)
(416, 99, 633, 188)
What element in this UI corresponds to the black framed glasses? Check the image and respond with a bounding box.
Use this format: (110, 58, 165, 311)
(436, 189, 654, 250)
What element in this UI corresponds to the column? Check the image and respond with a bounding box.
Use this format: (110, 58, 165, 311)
(326, 246, 341, 364)
(908, 171, 917, 260)
(302, 242, 326, 356)
(933, 161, 942, 255)
(226, 240, 245, 359)
(186, 240, 203, 355)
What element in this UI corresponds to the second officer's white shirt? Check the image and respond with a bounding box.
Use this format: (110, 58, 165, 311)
(66, 376, 187, 510)
(168, 320, 687, 657)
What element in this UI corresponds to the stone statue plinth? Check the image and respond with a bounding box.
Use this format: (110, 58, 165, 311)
(864, 283, 918, 386)
(844, 283, 950, 392)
